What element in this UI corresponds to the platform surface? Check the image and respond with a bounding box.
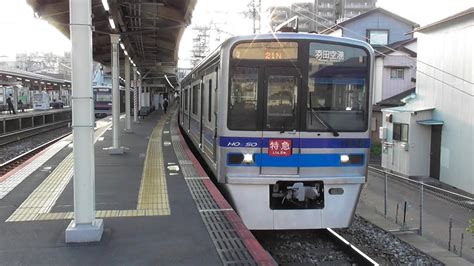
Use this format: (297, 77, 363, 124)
(0, 108, 274, 265)
(0, 108, 71, 120)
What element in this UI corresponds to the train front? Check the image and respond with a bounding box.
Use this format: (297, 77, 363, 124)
(219, 34, 374, 230)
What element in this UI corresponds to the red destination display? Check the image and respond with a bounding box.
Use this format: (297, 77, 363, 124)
(268, 139, 292, 157)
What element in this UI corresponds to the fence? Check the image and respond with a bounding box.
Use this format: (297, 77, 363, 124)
(362, 167, 474, 262)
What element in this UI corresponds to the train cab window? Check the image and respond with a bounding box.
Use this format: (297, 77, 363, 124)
(192, 84, 199, 115)
(228, 67, 258, 130)
(266, 75, 297, 130)
(306, 43, 369, 132)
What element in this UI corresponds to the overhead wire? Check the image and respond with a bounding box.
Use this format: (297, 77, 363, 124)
(285, 6, 473, 97)
(288, 6, 473, 86)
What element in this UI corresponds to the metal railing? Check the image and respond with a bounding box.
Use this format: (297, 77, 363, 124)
(364, 167, 474, 262)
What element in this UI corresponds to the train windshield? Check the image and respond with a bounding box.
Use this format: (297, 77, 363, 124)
(307, 43, 369, 132)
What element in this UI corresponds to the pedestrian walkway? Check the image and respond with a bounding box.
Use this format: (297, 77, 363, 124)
(358, 169, 473, 265)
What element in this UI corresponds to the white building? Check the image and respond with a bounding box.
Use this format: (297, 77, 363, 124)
(381, 8, 474, 193)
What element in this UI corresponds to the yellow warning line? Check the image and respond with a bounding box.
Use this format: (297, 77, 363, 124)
(6, 153, 73, 222)
(6, 113, 172, 222)
(136, 114, 170, 214)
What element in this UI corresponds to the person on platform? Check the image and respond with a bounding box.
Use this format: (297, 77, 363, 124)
(6, 94, 16, 114)
(163, 98, 169, 114)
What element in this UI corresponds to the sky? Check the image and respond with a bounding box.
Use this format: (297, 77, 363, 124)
(0, 0, 472, 66)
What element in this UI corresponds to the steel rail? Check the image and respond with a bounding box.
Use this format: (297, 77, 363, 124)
(0, 132, 71, 176)
(326, 228, 379, 266)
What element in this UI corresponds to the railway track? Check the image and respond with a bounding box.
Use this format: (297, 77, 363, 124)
(253, 228, 378, 265)
(0, 133, 70, 177)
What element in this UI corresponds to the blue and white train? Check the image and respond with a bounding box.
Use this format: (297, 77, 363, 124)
(179, 33, 374, 230)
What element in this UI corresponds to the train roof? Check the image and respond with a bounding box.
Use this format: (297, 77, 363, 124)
(221, 33, 374, 53)
(181, 32, 374, 84)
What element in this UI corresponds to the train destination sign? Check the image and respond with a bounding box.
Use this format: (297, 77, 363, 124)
(268, 139, 292, 157)
(314, 49, 345, 63)
(233, 42, 298, 60)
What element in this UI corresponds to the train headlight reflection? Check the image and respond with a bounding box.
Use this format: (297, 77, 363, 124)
(340, 155, 350, 163)
(243, 153, 254, 164)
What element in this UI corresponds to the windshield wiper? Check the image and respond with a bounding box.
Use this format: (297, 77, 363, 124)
(310, 109, 339, 137)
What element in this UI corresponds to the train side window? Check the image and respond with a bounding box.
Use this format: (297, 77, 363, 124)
(184, 89, 188, 111)
(208, 79, 212, 122)
(192, 84, 199, 115)
(228, 67, 258, 130)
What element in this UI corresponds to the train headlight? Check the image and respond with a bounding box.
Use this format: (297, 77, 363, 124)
(340, 154, 364, 165)
(243, 153, 254, 164)
(340, 155, 350, 163)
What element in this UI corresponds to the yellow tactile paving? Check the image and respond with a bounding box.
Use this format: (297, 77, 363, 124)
(136, 115, 170, 215)
(6, 153, 74, 222)
(6, 113, 172, 222)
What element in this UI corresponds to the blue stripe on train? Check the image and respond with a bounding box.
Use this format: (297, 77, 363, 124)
(227, 153, 365, 167)
(219, 137, 370, 148)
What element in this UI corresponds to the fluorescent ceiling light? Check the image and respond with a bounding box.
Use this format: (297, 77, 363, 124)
(165, 75, 174, 89)
(120, 43, 125, 50)
(108, 17, 116, 29)
(124, 50, 128, 56)
(101, 0, 110, 11)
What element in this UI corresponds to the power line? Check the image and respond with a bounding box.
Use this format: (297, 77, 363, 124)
(288, 6, 473, 86)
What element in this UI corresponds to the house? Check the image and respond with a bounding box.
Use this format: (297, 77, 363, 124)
(380, 8, 474, 193)
(320, 8, 419, 145)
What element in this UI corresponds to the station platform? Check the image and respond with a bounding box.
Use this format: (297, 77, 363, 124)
(0, 108, 275, 265)
(0, 107, 70, 120)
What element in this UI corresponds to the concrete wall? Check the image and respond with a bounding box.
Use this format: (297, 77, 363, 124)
(410, 16, 474, 193)
(342, 12, 414, 43)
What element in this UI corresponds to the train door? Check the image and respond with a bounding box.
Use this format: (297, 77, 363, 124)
(199, 78, 204, 149)
(212, 68, 218, 162)
(260, 67, 302, 176)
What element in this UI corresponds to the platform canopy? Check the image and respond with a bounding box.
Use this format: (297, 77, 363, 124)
(27, 0, 197, 87)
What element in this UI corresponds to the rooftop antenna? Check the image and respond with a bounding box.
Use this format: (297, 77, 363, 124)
(275, 16, 299, 33)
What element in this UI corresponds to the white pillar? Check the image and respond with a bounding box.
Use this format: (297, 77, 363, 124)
(133, 66, 138, 122)
(138, 74, 142, 109)
(66, 0, 103, 243)
(108, 34, 124, 154)
(124, 57, 132, 132)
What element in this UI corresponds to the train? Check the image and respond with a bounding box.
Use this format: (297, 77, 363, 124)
(179, 33, 374, 230)
(93, 85, 133, 118)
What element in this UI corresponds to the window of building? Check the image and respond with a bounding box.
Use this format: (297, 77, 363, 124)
(192, 84, 199, 115)
(368, 30, 389, 46)
(393, 123, 409, 142)
(390, 68, 404, 79)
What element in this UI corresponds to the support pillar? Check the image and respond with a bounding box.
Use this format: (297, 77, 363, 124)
(66, 0, 103, 243)
(138, 74, 142, 109)
(108, 34, 124, 154)
(133, 66, 138, 122)
(124, 57, 132, 133)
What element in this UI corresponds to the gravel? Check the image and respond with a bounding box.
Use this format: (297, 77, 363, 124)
(253, 215, 442, 265)
(0, 127, 71, 164)
(336, 215, 443, 265)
